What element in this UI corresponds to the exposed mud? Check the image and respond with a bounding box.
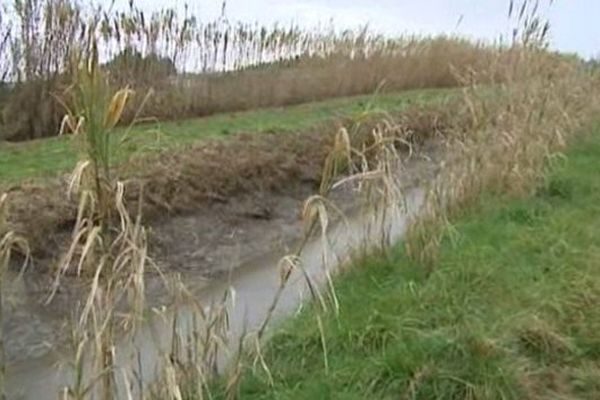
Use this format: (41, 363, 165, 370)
(151, 186, 314, 277)
(3, 184, 316, 364)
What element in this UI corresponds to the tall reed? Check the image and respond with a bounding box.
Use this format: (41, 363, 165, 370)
(405, 0, 600, 268)
(50, 29, 138, 286)
(52, 27, 158, 399)
(1, 0, 498, 141)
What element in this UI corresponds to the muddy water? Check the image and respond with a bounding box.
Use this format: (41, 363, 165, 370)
(5, 188, 424, 399)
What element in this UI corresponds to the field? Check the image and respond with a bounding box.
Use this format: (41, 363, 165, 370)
(215, 125, 600, 400)
(1, 0, 600, 399)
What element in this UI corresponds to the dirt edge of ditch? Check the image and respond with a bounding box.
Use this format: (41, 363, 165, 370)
(3, 101, 458, 273)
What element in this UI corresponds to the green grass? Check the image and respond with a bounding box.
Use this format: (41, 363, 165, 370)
(0, 88, 450, 184)
(214, 127, 600, 399)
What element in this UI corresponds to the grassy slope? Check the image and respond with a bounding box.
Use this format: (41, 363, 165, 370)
(0, 88, 448, 184)
(221, 126, 600, 399)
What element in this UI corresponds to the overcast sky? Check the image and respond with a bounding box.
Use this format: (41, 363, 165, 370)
(123, 0, 597, 58)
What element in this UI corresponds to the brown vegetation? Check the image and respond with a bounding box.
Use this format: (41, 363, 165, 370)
(404, 8, 600, 268)
(0, 0, 497, 141)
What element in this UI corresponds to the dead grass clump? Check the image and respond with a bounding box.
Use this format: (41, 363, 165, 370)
(48, 32, 142, 282)
(517, 324, 575, 362)
(132, 130, 332, 216)
(58, 180, 153, 398)
(57, 41, 157, 399)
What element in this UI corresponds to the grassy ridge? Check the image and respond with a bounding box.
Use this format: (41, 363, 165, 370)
(0, 88, 448, 184)
(222, 127, 600, 399)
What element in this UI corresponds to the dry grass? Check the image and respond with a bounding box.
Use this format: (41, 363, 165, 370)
(48, 31, 141, 283)
(45, 41, 156, 399)
(405, 31, 600, 267)
(0, 0, 498, 141)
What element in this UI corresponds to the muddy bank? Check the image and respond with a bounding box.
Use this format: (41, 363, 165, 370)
(3, 102, 454, 263)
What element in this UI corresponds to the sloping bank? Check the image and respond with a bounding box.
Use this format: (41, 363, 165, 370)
(207, 126, 600, 399)
(3, 96, 452, 264)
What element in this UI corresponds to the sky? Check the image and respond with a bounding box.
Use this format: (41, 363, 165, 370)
(122, 0, 598, 59)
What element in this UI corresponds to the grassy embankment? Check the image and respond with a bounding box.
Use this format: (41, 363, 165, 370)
(218, 125, 600, 399)
(0, 88, 449, 184)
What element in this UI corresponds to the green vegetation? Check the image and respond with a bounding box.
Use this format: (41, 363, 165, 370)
(0, 88, 448, 184)
(220, 127, 600, 399)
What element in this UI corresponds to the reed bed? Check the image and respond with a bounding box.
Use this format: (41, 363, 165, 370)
(404, 2, 600, 268)
(0, 0, 497, 141)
